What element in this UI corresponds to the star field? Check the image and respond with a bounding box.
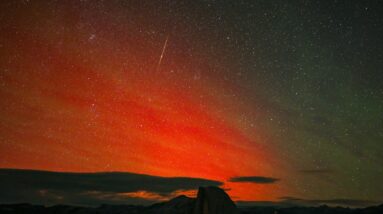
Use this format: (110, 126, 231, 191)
(0, 0, 382, 206)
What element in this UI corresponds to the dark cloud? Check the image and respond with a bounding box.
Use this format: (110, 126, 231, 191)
(228, 176, 279, 184)
(238, 197, 380, 208)
(306, 199, 379, 207)
(0, 168, 222, 206)
(278, 196, 379, 208)
(278, 196, 302, 201)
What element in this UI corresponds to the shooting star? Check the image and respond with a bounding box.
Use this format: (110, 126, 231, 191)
(156, 35, 169, 71)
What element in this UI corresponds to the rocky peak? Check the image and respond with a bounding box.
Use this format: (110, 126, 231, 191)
(193, 186, 240, 214)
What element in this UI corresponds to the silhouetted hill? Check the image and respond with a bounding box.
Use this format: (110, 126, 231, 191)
(2, 203, 383, 214)
(147, 195, 195, 214)
(241, 204, 383, 214)
(194, 186, 239, 214)
(1, 187, 382, 214)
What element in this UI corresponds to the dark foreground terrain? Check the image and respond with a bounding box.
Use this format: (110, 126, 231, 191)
(2, 202, 383, 214)
(1, 187, 382, 214)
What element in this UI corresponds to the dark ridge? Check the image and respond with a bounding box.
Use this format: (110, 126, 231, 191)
(1, 188, 382, 214)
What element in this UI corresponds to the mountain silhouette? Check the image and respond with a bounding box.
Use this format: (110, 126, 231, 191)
(193, 186, 239, 214)
(0, 187, 382, 214)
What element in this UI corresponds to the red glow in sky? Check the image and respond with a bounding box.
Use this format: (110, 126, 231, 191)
(0, 1, 289, 202)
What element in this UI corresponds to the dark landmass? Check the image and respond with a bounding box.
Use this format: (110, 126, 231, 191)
(1, 186, 382, 214)
(241, 204, 383, 214)
(2, 203, 383, 214)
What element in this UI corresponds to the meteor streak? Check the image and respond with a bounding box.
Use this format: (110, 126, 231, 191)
(156, 35, 169, 71)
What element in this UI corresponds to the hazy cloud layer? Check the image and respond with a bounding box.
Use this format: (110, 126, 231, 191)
(280, 196, 379, 208)
(229, 176, 280, 184)
(238, 196, 379, 208)
(0, 168, 222, 206)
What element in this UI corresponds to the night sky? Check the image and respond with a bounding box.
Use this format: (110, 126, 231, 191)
(0, 0, 383, 207)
